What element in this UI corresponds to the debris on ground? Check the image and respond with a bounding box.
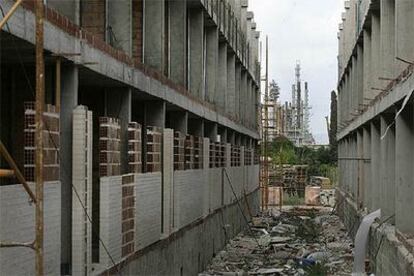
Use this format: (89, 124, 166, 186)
(200, 207, 353, 276)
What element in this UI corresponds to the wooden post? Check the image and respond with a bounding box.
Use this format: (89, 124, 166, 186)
(35, 0, 45, 274)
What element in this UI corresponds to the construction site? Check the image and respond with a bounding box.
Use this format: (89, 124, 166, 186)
(0, 0, 414, 276)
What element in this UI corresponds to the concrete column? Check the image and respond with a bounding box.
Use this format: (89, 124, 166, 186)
(144, 0, 165, 71)
(227, 52, 236, 116)
(168, 111, 188, 134)
(228, 130, 236, 144)
(205, 122, 218, 142)
(188, 118, 204, 137)
(169, 0, 187, 85)
(60, 65, 78, 271)
(145, 101, 166, 128)
(205, 27, 219, 104)
(356, 44, 364, 110)
(235, 62, 241, 121)
(370, 121, 381, 211)
(357, 130, 364, 208)
(240, 70, 247, 125)
(218, 128, 228, 143)
(162, 128, 173, 236)
(395, 0, 414, 72)
(380, 0, 396, 79)
(108, 0, 132, 55)
(106, 88, 132, 174)
(217, 42, 228, 112)
(363, 29, 372, 104)
(188, 8, 205, 99)
(362, 126, 371, 210)
(47, 0, 80, 24)
(370, 13, 381, 99)
(395, 102, 414, 233)
(235, 133, 242, 146)
(380, 114, 395, 221)
(247, 77, 252, 127)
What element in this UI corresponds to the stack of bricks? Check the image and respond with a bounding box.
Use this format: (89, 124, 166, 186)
(173, 131, 185, 170)
(99, 117, 121, 177)
(146, 126, 162, 172)
(244, 148, 252, 166)
(231, 145, 241, 167)
(24, 102, 60, 182)
(121, 174, 135, 258)
(185, 135, 194, 170)
(128, 122, 142, 173)
(193, 136, 203, 169)
(209, 142, 216, 168)
(254, 149, 260, 165)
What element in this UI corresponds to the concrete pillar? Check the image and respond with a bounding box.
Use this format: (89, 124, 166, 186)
(108, 0, 132, 55)
(218, 128, 228, 143)
(162, 128, 173, 236)
(363, 29, 372, 104)
(169, 0, 187, 85)
(240, 70, 247, 125)
(47, 0, 80, 24)
(370, 120, 381, 211)
(188, 8, 205, 99)
(168, 111, 188, 134)
(188, 118, 204, 137)
(217, 42, 228, 112)
(356, 44, 364, 110)
(380, 114, 395, 221)
(205, 27, 219, 104)
(106, 88, 132, 174)
(144, 0, 165, 71)
(235, 62, 241, 121)
(380, 0, 396, 79)
(362, 126, 371, 210)
(370, 12, 381, 99)
(357, 130, 364, 208)
(235, 133, 242, 146)
(145, 101, 166, 128)
(60, 65, 78, 272)
(205, 122, 218, 142)
(395, 102, 414, 233)
(247, 77, 252, 127)
(395, 0, 414, 72)
(228, 130, 236, 144)
(227, 52, 236, 116)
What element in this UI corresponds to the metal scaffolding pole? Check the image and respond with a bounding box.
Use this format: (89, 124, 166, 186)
(35, 0, 45, 274)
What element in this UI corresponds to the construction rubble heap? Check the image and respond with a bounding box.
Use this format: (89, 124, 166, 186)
(201, 207, 353, 276)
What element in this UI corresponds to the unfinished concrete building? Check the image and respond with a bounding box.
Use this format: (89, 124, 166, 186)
(337, 0, 414, 274)
(0, 0, 261, 275)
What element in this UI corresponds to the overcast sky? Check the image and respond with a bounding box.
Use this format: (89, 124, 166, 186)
(249, 0, 344, 144)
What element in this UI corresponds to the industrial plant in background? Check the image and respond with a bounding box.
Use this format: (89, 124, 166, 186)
(264, 62, 315, 146)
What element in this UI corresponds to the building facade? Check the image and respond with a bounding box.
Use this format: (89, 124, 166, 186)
(337, 0, 414, 275)
(0, 0, 261, 275)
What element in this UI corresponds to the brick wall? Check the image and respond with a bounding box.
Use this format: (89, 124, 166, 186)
(173, 131, 185, 170)
(145, 126, 162, 172)
(185, 135, 195, 169)
(24, 102, 60, 182)
(80, 0, 106, 41)
(132, 0, 143, 63)
(128, 122, 142, 173)
(99, 117, 121, 177)
(231, 145, 241, 167)
(194, 136, 203, 169)
(0, 182, 61, 275)
(244, 148, 252, 166)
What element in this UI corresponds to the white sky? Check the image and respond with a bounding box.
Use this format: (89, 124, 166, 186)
(249, 0, 344, 144)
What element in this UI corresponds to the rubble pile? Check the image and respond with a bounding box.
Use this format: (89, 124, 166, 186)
(201, 207, 353, 276)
